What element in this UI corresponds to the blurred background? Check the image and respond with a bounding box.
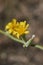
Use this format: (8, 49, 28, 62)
(0, 0, 43, 65)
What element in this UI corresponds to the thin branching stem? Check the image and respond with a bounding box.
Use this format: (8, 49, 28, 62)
(0, 30, 25, 44)
(0, 30, 43, 50)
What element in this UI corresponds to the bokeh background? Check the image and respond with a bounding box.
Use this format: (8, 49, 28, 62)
(0, 0, 43, 65)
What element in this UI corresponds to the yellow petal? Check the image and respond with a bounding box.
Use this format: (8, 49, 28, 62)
(20, 21, 26, 25)
(16, 33, 20, 38)
(8, 22, 12, 26)
(8, 29, 13, 34)
(13, 31, 17, 35)
(5, 25, 9, 30)
(24, 31, 29, 34)
(12, 19, 16, 24)
(20, 22, 24, 25)
(13, 19, 16, 22)
(24, 21, 26, 25)
(25, 24, 29, 30)
(16, 22, 19, 26)
(24, 21, 26, 23)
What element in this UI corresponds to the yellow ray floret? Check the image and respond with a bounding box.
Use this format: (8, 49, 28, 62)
(5, 19, 30, 38)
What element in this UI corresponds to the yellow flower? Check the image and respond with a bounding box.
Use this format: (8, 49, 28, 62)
(5, 19, 29, 38)
(13, 21, 29, 38)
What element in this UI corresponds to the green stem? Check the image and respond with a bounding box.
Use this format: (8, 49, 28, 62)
(0, 30, 43, 50)
(0, 30, 25, 44)
(35, 45, 43, 50)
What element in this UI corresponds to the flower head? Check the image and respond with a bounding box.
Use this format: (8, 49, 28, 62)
(5, 19, 29, 38)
